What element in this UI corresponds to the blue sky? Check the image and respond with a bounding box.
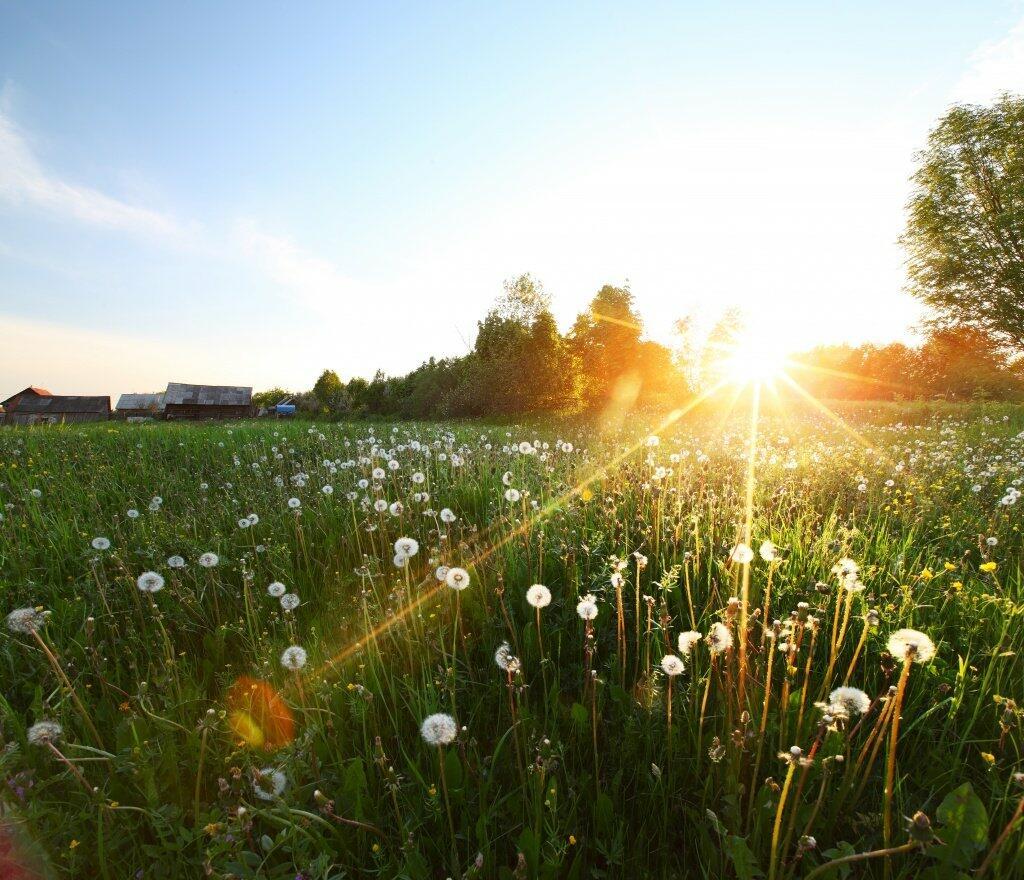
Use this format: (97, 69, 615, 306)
(2, 1, 1023, 394)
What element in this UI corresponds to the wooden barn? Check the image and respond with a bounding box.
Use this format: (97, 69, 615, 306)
(3, 395, 111, 425)
(1, 386, 52, 413)
(116, 393, 165, 420)
(163, 383, 253, 420)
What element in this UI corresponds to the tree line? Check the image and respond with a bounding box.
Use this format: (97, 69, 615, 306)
(256, 93, 1024, 417)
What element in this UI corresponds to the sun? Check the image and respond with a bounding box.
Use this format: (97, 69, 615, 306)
(721, 335, 791, 385)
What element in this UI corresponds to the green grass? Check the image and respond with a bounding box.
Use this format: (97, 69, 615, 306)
(1, 403, 1022, 878)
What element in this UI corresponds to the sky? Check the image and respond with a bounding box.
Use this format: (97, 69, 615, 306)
(2, 1, 1024, 396)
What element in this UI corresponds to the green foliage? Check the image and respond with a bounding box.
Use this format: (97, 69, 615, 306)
(928, 782, 989, 873)
(902, 93, 1024, 348)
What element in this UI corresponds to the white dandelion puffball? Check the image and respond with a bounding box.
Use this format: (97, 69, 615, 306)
(439, 508, 456, 523)
(576, 594, 598, 620)
(280, 593, 300, 611)
(886, 628, 936, 663)
(198, 552, 219, 568)
(393, 553, 409, 568)
(373, 499, 388, 512)
(707, 622, 734, 655)
(280, 645, 308, 671)
(167, 555, 186, 569)
(91, 537, 111, 551)
(678, 631, 702, 656)
(136, 571, 165, 593)
(504, 488, 522, 503)
(287, 497, 302, 509)
(435, 565, 450, 582)
(421, 712, 458, 746)
(445, 567, 470, 591)
(661, 654, 685, 676)
(730, 543, 754, 564)
(394, 537, 419, 558)
(828, 686, 871, 718)
(526, 584, 552, 609)
(126, 508, 140, 519)
(253, 767, 287, 801)
(759, 540, 777, 562)
(321, 485, 333, 495)
(268, 581, 286, 598)
(6, 607, 46, 635)
(27, 720, 63, 746)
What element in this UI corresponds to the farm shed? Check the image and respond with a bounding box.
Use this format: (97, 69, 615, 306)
(4, 395, 111, 425)
(163, 383, 254, 420)
(116, 393, 165, 419)
(1, 386, 52, 413)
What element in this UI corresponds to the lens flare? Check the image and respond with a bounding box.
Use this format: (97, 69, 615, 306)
(227, 677, 295, 750)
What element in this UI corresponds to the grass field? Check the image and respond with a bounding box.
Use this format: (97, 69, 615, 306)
(1, 401, 1023, 878)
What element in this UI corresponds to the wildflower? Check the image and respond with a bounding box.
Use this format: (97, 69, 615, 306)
(91, 537, 111, 551)
(504, 488, 521, 503)
(759, 540, 777, 562)
(886, 628, 936, 664)
(167, 555, 186, 569)
(445, 567, 470, 591)
(287, 497, 301, 509)
(198, 552, 219, 568)
(252, 767, 287, 801)
(707, 622, 733, 655)
(661, 654, 685, 676)
(321, 485, 333, 495)
(435, 565, 450, 582)
(27, 720, 62, 746)
(280, 646, 308, 671)
(439, 508, 457, 523)
(420, 713, 458, 746)
(730, 543, 754, 564)
(126, 508, 140, 519)
(268, 581, 286, 597)
(136, 571, 165, 593)
(980, 561, 997, 573)
(526, 584, 552, 608)
(393, 553, 408, 568)
(828, 686, 871, 718)
(280, 593, 300, 611)
(394, 537, 419, 558)
(6, 607, 46, 635)
(779, 745, 813, 767)
(678, 631, 702, 656)
(576, 594, 598, 620)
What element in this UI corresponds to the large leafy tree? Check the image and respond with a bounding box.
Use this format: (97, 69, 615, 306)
(902, 94, 1024, 348)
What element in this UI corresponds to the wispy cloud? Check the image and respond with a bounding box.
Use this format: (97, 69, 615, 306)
(233, 219, 374, 313)
(952, 16, 1024, 103)
(0, 108, 187, 241)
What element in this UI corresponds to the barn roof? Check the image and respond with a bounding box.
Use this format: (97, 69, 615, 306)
(15, 396, 111, 414)
(0, 386, 52, 407)
(164, 383, 252, 406)
(117, 393, 165, 411)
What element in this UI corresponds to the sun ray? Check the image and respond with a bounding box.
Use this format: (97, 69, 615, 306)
(309, 378, 733, 680)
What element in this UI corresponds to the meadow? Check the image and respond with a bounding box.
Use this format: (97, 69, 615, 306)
(1, 400, 1023, 878)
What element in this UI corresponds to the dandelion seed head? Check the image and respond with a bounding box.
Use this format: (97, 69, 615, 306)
(136, 571, 165, 593)
(27, 720, 63, 746)
(6, 607, 46, 635)
(445, 567, 470, 591)
(420, 712, 458, 746)
(661, 654, 685, 676)
(280, 645, 308, 671)
(526, 584, 552, 609)
(886, 628, 936, 663)
(253, 767, 287, 800)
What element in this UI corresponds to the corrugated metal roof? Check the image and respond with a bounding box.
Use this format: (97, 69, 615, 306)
(15, 396, 110, 414)
(116, 393, 165, 411)
(164, 383, 252, 406)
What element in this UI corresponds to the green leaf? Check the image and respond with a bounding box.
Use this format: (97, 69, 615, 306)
(444, 748, 464, 791)
(930, 782, 989, 869)
(723, 835, 763, 880)
(819, 842, 857, 879)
